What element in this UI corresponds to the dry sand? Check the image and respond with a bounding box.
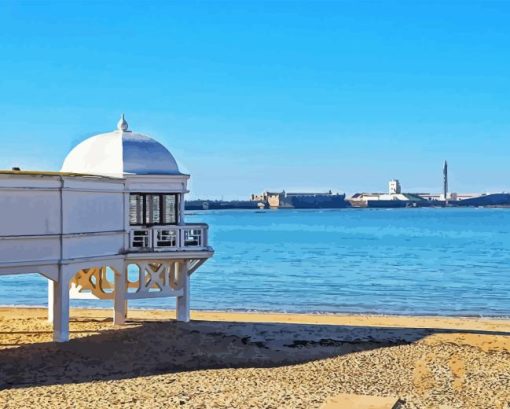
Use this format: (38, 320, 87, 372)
(0, 308, 509, 408)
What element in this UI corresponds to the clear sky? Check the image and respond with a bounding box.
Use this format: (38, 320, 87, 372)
(1, 1, 509, 199)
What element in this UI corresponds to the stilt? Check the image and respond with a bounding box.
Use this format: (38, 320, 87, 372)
(51, 275, 70, 342)
(48, 279, 54, 323)
(113, 267, 127, 325)
(176, 261, 190, 322)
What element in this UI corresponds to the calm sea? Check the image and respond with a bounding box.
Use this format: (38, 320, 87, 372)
(1, 208, 510, 317)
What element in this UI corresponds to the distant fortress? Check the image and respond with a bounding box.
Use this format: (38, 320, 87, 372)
(251, 190, 347, 209)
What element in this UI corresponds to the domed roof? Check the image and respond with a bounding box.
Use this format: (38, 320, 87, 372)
(61, 115, 182, 177)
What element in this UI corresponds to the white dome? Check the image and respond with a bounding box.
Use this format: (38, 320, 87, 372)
(61, 115, 181, 177)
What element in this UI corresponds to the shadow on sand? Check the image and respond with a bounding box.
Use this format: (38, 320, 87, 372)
(1, 318, 509, 390)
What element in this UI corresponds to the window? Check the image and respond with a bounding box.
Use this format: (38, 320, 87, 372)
(129, 194, 144, 225)
(129, 193, 179, 226)
(162, 194, 177, 224)
(146, 194, 161, 225)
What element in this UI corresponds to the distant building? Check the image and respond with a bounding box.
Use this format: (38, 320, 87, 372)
(419, 192, 476, 201)
(250, 192, 280, 206)
(388, 179, 401, 194)
(349, 192, 425, 208)
(351, 180, 425, 207)
(250, 193, 266, 202)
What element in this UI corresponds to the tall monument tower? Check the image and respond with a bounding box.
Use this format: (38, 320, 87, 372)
(443, 160, 448, 204)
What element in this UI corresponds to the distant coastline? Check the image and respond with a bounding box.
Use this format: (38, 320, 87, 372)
(189, 163, 510, 210)
(186, 192, 510, 211)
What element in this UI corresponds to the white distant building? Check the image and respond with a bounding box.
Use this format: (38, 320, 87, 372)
(0, 115, 213, 342)
(388, 179, 401, 194)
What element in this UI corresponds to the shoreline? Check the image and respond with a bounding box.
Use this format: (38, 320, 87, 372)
(2, 304, 509, 320)
(2, 306, 510, 333)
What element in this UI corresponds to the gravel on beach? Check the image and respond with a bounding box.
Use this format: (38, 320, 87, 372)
(0, 308, 509, 409)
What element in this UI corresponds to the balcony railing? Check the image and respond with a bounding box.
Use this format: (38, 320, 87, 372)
(128, 223, 209, 252)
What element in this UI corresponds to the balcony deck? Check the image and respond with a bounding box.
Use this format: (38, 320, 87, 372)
(128, 223, 210, 253)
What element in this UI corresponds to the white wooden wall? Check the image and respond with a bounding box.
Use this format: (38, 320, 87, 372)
(0, 174, 125, 275)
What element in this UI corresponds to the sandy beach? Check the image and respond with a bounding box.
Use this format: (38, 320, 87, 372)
(1, 308, 509, 408)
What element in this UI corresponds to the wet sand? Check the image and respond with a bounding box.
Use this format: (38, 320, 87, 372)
(1, 308, 509, 408)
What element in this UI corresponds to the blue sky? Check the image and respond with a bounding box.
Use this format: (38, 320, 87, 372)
(1, 1, 509, 199)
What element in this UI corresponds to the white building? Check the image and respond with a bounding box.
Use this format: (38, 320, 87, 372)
(388, 179, 401, 195)
(0, 115, 213, 342)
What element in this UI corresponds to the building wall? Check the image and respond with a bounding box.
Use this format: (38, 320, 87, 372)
(267, 193, 282, 208)
(0, 177, 61, 236)
(0, 174, 126, 273)
(62, 178, 125, 234)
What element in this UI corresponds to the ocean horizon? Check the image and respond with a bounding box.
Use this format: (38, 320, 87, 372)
(2, 207, 509, 317)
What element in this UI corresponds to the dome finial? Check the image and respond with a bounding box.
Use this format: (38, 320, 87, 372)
(117, 113, 129, 131)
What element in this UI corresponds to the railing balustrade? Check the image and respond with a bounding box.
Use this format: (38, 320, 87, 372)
(128, 224, 208, 252)
(130, 228, 152, 249)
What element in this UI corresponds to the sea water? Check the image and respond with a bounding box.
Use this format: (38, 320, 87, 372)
(1, 208, 509, 316)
